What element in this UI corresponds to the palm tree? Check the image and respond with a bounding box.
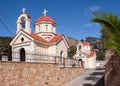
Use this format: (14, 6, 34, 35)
(91, 12, 120, 54)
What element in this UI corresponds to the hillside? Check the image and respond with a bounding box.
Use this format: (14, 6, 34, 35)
(65, 36, 79, 47)
(86, 37, 105, 60)
(86, 37, 103, 50)
(65, 36, 104, 50)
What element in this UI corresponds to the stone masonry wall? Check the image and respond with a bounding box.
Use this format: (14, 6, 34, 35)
(0, 61, 83, 86)
(105, 49, 120, 86)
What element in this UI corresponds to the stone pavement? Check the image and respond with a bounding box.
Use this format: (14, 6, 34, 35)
(62, 67, 105, 86)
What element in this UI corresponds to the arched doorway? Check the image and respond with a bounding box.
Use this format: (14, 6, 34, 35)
(20, 48, 26, 61)
(78, 59, 83, 67)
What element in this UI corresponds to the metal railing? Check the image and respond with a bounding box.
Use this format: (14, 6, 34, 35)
(66, 58, 80, 67)
(0, 52, 81, 68)
(12, 52, 57, 63)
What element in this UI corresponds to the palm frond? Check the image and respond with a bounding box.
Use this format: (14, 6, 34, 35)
(91, 11, 120, 54)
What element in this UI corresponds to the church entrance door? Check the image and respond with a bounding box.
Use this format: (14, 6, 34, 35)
(79, 59, 83, 67)
(20, 48, 26, 61)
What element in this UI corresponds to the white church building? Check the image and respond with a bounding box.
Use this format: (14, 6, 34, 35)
(73, 40, 96, 68)
(10, 9, 69, 62)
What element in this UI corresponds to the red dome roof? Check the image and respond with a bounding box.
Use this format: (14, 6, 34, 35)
(81, 41, 90, 46)
(35, 16, 55, 23)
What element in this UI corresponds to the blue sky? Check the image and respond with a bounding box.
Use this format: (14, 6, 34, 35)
(0, 0, 120, 40)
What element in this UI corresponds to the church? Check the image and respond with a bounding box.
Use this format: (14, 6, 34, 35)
(10, 9, 69, 62)
(73, 40, 96, 68)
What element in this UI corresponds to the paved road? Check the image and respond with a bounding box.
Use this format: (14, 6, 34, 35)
(62, 67, 105, 86)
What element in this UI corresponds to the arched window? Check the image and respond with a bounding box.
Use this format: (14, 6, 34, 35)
(45, 25, 48, 31)
(79, 45, 81, 51)
(38, 25, 40, 32)
(20, 48, 26, 61)
(60, 51, 63, 62)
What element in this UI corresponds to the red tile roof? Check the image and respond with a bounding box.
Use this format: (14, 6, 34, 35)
(31, 33, 63, 43)
(49, 34, 63, 43)
(81, 41, 90, 46)
(88, 51, 95, 57)
(35, 16, 55, 23)
(31, 34, 48, 43)
(21, 30, 63, 44)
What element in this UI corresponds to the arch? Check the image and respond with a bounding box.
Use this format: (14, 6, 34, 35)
(77, 44, 82, 52)
(60, 50, 63, 62)
(78, 59, 83, 67)
(17, 14, 30, 23)
(16, 14, 31, 34)
(20, 48, 26, 61)
(21, 17, 26, 28)
(79, 45, 81, 51)
(45, 25, 48, 31)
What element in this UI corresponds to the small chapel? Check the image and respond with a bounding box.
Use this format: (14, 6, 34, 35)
(10, 9, 69, 62)
(73, 40, 96, 68)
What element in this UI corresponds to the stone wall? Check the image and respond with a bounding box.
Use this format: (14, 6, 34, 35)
(105, 49, 120, 86)
(0, 61, 83, 86)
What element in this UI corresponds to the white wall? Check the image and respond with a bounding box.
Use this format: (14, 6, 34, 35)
(12, 41, 35, 62)
(56, 40, 68, 58)
(35, 23, 56, 33)
(85, 55, 96, 68)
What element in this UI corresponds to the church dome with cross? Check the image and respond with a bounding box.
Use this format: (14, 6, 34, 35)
(34, 9, 56, 34)
(34, 9, 56, 24)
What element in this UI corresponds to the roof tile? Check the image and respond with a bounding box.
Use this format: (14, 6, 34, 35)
(31, 33, 63, 43)
(35, 16, 55, 23)
(88, 51, 95, 57)
(81, 41, 90, 46)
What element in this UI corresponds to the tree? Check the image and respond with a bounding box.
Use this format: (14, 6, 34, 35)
(68, 46, 76, 58)
(92, 12, 120, 54)
(96, 50, 105, 61)
(0, 36, 12, 60)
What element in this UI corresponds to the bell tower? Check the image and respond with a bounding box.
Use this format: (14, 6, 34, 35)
(16, 8, 31, 34)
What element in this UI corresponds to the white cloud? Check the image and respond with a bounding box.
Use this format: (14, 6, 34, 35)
(89, 6, 100, 12)
(84, 23, 93, 27)
(84, 23, 100, 28)
(84, 5, 100, 16)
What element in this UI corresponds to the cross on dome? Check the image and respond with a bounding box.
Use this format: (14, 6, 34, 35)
(22, 8, 26, 13)
(42, 9, 48, 16)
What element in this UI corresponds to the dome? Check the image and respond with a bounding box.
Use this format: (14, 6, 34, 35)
(35, 16, 55, 23)
(81, 41, 90, 46)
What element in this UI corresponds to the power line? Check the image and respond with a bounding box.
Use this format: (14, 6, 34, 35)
(0, 16, 13, 36)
